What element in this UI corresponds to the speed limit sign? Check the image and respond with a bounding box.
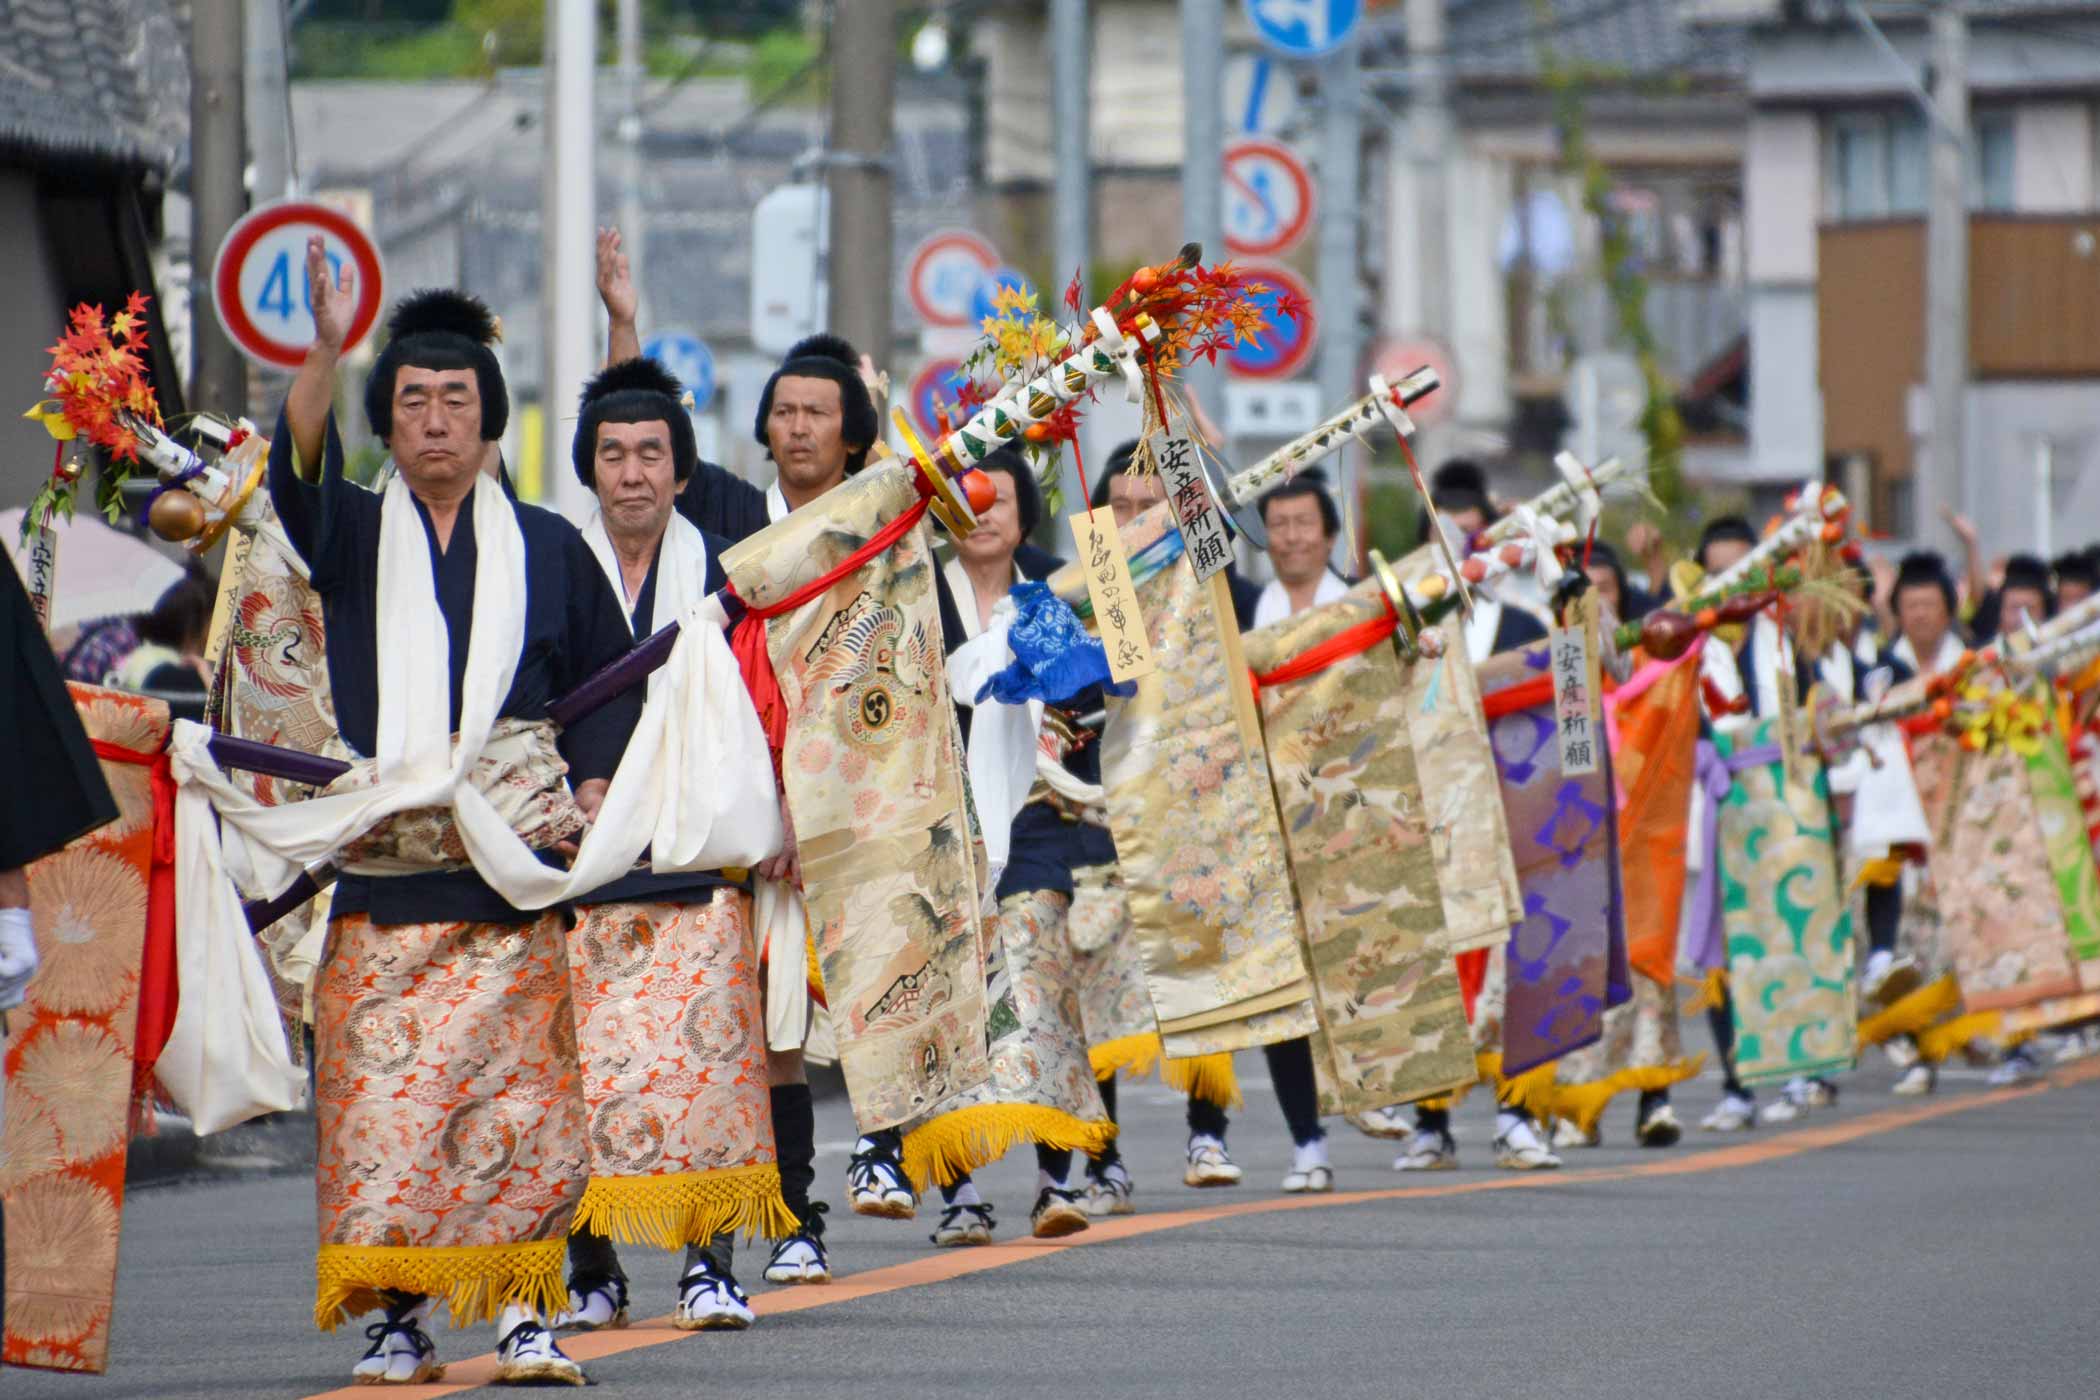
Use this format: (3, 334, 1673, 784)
(212, 200, 386, 369)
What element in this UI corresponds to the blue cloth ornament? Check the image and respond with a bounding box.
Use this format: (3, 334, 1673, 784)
(976, 580, 1135, 705)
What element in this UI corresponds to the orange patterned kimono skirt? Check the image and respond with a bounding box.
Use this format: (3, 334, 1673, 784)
(564, 894, 792, 1247)
(311, 911, 588, 1329)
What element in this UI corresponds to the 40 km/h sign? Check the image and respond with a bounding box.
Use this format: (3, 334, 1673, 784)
(1223, 138, 1315, 258)
(212, 201, 385, 369)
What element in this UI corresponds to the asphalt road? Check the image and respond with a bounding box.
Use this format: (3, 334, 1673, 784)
(11, 1056, 2097, 1400)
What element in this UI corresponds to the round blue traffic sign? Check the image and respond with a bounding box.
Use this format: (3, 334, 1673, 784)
(642, 330, 716, 414)
(1243, 0, 1362, 59)
(969, 267, 1035, 327)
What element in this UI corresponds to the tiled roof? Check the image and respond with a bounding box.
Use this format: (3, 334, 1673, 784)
(0, 0, 188, 171)
(1365, 0, 1749, 83)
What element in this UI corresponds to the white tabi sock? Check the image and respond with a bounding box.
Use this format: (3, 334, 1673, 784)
(948, 1180, 983, 1207)
(1291, 1138, 1329, 1174)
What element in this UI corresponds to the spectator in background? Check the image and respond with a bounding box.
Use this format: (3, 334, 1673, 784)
(1582, 540, 1653, 624)
(107, 572, 214, 721)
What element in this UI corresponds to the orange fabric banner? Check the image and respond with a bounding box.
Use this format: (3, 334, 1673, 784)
(1603, 653, 1702, 986)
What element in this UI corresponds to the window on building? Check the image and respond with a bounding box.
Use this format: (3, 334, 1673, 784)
(1825, 108, 2016, 220)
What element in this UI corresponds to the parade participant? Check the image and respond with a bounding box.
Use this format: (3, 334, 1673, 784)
(1250, 471, 1349, 627)
(1673, 518, 1767, 1134)
(1879, 551, 1969, 685)
(599, 243, 920, 1267)
(1979, 553, 2056, 638)
(2, 563, 121, 1336)
(912, 447, 1115, 1243)
(1420, 460, 1549, 657)
(1232, 475, 1350, 1192)
(1074, 446, 1247, 1199)
(1582, 540, 1654, 623)
(2056, 550, 2097, 612)
(277, 243, 641, 1385)
(553, 359, 792, 1335)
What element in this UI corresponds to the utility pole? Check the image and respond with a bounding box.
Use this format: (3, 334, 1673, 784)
(542, 0, 597, 520)
(1317, 25, 1363, 568)
(190, 0, 248, 418)
(1921, 0, 1968, 551)
(1406, 0, 1451, 417)
(826, 0, 896, 365)
(1181, 0, 1225, 448)
(1051, 0, 1091, 522)
(245, 0, 294, 202)
(617, 0, 647, 325)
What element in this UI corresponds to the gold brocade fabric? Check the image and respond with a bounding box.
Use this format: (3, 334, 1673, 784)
(311, 910, 588, 1329)
(1389, 547, 1524, 953)
(1241, 583, 1475, 1112)
(1070, 862, 1158, 1051)
(1054, 503, 1315, 1058)
(565, 895, 793, 1248)
(5, 687, 166, 1374)
(722, 463, 989, 1132)
(899, 889, 1112, 1189)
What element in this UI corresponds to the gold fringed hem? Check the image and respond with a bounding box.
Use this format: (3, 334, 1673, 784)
(1550, 1056, 1709, 1135)
(1679, 968, 1730, 1013)
(1162, 1052, 1244, 1110)
(1858, 976, 1962, 1049)
(314, 1239, 566, 1332)
(901, 1103, 1120, 1191)
(1089, 1031, 1165, 1082)
(570, 1163, 797, 1251)
(1476, 1052, 1558, 1119)
(1916, 1009, 2005, 1065)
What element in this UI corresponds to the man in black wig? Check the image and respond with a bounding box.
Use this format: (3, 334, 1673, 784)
(275, 238, 640, 1386)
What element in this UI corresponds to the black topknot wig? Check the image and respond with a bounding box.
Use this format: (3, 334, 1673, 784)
(1892, 550, 1958, 615)
(1416, 458, 1494, 543)
(753, 333, 878, 475)
(365, 289, 509, 443)
(571, 357, 697, 490)
(1695, 515, 1759, 570)
(974, 445, 1044, 538)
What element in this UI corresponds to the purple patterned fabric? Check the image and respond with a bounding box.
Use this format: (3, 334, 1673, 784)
(1478, 643, 1628, 1076)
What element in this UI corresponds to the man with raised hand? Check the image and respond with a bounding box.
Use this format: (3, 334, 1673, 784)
(553, 358, 792, 1336)
(276, 238, 639, 1387)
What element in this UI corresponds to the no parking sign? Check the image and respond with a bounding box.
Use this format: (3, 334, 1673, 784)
(1225, 262, 1318, 381)
(1223, 138, 1315, 258)
(908, 358, 974, 440)
(211, 201, 385, 368)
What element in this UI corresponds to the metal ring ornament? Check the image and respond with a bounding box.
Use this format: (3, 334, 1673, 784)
(1367, 548, 1424, 661)
(892, 408, 978, 538)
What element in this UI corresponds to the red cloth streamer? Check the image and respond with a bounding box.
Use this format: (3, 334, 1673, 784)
(723, 488, 933, 757)
(1248, 602, 1399, 700)
(1479, 672, 1556, 720)
(1456, 947, 1490, 1022)
(90, 738, 178, 1083)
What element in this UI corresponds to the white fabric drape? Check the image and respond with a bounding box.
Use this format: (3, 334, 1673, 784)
(164, 476, 783, 1127)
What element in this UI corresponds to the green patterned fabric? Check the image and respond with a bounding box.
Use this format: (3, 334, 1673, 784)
(1713, 718, 1857, 1086)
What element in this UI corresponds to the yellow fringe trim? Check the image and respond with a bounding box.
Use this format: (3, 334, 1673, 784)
(1857, 975, 1961, 1049)
(1548, 1056, 1708, 1136)
(1917, 1009, 2004, 1065)
(1680, 968, 1730, 1013)
(1475, 1052, 1559, 1119)
(806, 923, 825, 998)
(1162, 1052, 1244, 1110)
(901, 1102, 1119, 1191)
(1089, 1031, 1164, 1081)
(570, 1162, 797, 1251)
(1849, 856, 1907, 891)
(1086, 1036, 1244, 1110)
(315, 1239, 566, 1332)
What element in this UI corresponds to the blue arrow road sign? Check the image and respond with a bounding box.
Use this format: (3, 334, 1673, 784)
(642, 330, 716, 414)
(1243, 0, 1361, 58)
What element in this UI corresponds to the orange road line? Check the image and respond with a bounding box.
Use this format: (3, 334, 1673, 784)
(299, 1059, 2100, 1399)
